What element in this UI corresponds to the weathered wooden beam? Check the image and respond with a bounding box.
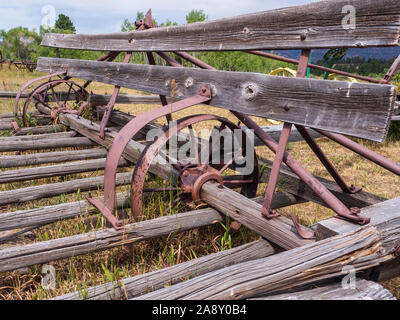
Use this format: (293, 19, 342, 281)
(0, 157, 128, 183)
(96, 106, 322, 145)
(315, 197, 400, 239)
(90, 94, 171, 106)
(0, 148, 107, 168)
(0, 131, 75, 142)
(0, 190, 304, 273)
(133, 200, 400, 300)
(54, 239, 275, 300)
(0, 172, 132, 208)
(0, 136, 95, 152)
(41, 0, 400, 51)
(0, 91, 29, 99)
(0, 208, 222, 273)
(0, 192, 130, 232)
(14, 125, 66, 136)
(37, 57, 397, 142)
(253, 279, 396, 300)
(59, 113, 314, 250)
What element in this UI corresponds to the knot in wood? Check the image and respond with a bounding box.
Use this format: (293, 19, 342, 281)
(242, 83, 258, 101)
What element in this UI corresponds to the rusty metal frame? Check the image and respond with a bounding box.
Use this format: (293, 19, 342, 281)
(88, 84, 213, 229)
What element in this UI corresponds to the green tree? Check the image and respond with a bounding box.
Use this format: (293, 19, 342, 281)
(186, 9, 208, 24)
(0, 27, 40, 60)
(54, 14, 76, 33)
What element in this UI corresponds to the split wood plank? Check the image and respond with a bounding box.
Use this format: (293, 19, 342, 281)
(0, 137, 95, 152)
(14, 125, 66, 136)
(37, 57, 398, 142)
(0, 148, 107, 168)
(133, 199, 400, 300)
(41, 0, 400, 51)
(0, 192, 302, 272)
(253, 279, 395, 300)
(0, 172, 132, 208)
(54, 239, 275, 300)
(0, 157, 129, 184)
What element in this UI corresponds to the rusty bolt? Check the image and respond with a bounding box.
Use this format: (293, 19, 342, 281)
(284, 104, 291, 111)
(300, 32, 307, 41)
(243, 27, 250, 35)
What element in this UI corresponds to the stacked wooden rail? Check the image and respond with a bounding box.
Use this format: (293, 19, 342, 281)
(1, 0, 400, 300)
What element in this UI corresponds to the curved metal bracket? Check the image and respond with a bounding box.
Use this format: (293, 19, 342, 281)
(88, 84, 213, 229)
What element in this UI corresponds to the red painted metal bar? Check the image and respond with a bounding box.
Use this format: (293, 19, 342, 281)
(295, 125, 361, 194)
(232, 110, 370, 225)
(261, 49, 309, 219)
(88, 84, 213, 229)
(314, 129, 400, 176)
(248, 50, 382, 84)
(261, 122, 292, 218)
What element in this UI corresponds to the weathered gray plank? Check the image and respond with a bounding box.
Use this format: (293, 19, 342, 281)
(133, 201, 400, 300)
(0, 190, 132, 232)
(254, 279, 396, 300)
(14, 125, 66, 136)
(59, 113, 314, 250)
(0, 172, 132, 208)
(37, 57, 397, 142)
(54, 239, 275, 300)
(315, 197, 400, 239)
(0, 131, 74, 142)
(0, 137, 95, 152)
(0, 148, 107, 168)
(0, 158, 128, 183)
(0, 208, 223, 273)
(41, 0, 400, 51)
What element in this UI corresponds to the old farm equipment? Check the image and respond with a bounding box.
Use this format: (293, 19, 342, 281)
(1, 0, 400, 299)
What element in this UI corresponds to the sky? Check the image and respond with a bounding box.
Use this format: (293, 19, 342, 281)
(0, 0, 316, 34)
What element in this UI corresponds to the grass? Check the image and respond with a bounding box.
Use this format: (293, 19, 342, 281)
(0, 65, 399, 299)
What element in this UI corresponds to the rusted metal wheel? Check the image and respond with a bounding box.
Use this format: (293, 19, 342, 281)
(19, 79, 89, 127)
(130, 114, 259, 219)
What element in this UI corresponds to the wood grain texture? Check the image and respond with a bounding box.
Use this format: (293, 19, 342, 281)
(315, 196, 400, 239)
(0, 136, 95, 152)
(37, 57, 397, 142)
(54, 240, 275, 300)
(0, 148, 107, 168)
(254, 279, 395, 300)
(0, 157, 129, 183)
(0, 172, 132, 208)
(134, 206, 400, 300)
(41, 0, 400, 51)
(14, 125, 66, 136)
(0, 131, 74, 142)
(0, 192, 130, 232)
